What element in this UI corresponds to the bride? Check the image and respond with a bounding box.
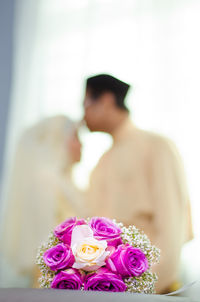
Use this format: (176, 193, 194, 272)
(0, 115, 84, 287)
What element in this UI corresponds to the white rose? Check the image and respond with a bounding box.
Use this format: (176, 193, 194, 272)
(71, 225, 110, 271)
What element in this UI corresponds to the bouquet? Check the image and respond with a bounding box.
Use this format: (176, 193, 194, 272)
(36, 217, 160, 293)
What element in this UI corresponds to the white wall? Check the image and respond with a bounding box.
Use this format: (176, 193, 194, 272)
(0, 0, 15, 189)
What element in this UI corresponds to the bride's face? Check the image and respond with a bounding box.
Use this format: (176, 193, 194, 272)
(67, 130, 82, 163)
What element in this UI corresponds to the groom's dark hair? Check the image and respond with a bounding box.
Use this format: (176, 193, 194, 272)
(86, 74, 130, 112)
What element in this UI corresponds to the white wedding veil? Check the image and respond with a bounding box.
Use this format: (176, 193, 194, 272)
(0, 115, 79, 286)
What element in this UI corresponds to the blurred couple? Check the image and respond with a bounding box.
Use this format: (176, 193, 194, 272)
(0, 74, 193, 293)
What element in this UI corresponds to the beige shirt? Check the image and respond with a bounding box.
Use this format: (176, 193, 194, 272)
(87, 118, 193, 294)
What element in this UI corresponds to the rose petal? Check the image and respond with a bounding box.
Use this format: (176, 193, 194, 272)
(71, 225, 94, 249)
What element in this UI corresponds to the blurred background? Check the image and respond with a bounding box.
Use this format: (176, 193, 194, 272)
(0, 0, 200, 287)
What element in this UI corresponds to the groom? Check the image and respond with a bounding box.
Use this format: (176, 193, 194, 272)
(83, 74, 193, 294)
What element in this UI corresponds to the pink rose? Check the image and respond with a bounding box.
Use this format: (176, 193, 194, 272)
(84, 268, 127, 292)
(89, 217, 122, 247)
(54, 217, 86, 245)
(106, 244, 149, 277)
(43, 243, 74, 271)
(51, 269, 83, 289)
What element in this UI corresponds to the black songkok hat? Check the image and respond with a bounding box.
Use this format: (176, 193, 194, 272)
(86, 74, 130, 111)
